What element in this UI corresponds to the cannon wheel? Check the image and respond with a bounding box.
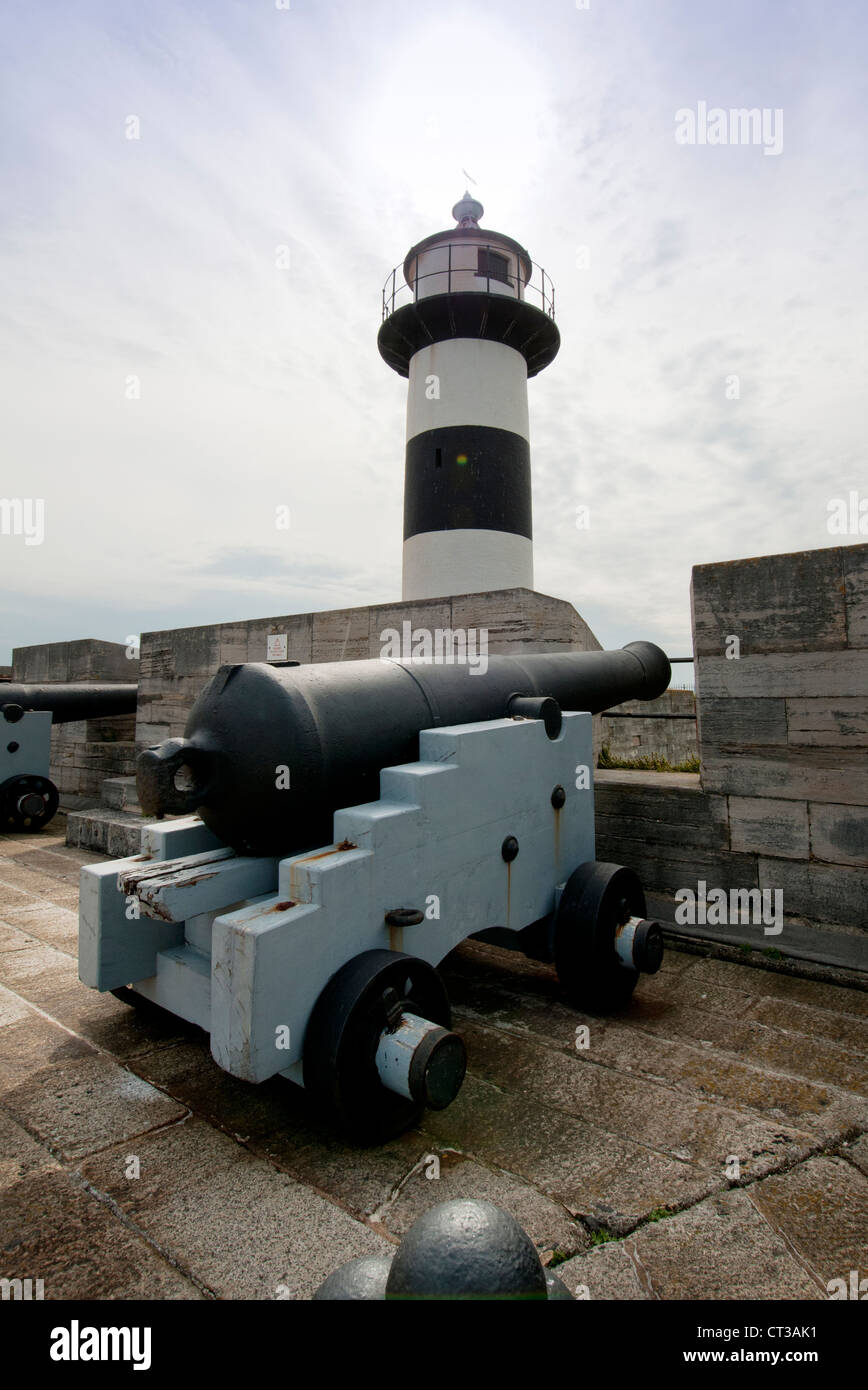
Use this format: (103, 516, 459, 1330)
(0, 775, 59, 833)
(303, 949, 454, 1145)
(554, 861, 646, 1013)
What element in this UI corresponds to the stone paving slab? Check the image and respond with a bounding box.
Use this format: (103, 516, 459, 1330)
(562, 1190, 824, 1300)
(0, 980, 33, 1029)
(0, 924, 75, 999)
(78, 1117, 395, 1300)
(443, 958, 868, 1140)
(0, 1119, 203, 1299)
(0, 1003, 186, 1160)
(0, 860, 82, 907)
(840, 1133, 868, 1178)
(0, 1105, 60, 1189)
(0, 1006, 95, 1096)
(0, 845, 97, 878)
(32, 979, 192, 1062)
(749, 1156, 868, 1286)
(131, 1036, 428, 1218)
(455, 1016, 819, 1182)
(420, 1073, 723, 1234)
(742, 995, 868, 1056)
(686, 956, 868, 1018)
(635, 1005, 868, 1095)
(0, 902, 80, 953)
(557, 1240, 651, 1300)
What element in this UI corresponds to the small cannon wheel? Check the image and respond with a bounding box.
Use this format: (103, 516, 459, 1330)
(0, 775, 59, 833)
(303, 949, 455, 1144)
(554, 861, 645, 1012)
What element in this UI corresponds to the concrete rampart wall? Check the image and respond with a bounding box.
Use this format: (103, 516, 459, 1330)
(596, 544, 868, 972)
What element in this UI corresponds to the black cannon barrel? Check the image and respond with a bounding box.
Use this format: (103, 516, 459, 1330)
(137, 642, 670, 857)
(0, 683, 138, 725)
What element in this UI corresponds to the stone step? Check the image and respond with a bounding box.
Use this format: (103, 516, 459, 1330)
(65, 807, 145, 858)
(101, 775, 140, 811)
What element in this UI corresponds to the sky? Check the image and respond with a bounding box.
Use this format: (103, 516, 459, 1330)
(1, 0, 866, 669)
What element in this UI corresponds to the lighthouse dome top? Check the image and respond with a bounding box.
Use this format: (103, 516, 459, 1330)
(451, 191, 484, 228)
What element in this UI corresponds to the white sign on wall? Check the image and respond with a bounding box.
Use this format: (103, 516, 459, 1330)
(266, 633, 288, 662)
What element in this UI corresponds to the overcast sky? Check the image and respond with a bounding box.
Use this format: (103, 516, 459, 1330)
(2, 0, 866, 668)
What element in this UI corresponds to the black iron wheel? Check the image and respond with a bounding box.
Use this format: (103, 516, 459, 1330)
(0, 775, 59, 833)
(302, 948, 453, 1144)
(554, 861, 646, 1013)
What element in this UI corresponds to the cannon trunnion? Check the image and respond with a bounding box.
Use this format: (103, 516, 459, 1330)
(80, 644, 670, 1143)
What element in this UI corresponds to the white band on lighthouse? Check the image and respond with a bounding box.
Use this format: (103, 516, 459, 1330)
(403, 528, 533, 600)
(406, 340, 530, 439)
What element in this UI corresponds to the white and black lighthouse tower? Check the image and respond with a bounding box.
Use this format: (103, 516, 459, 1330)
(378, 194, 560, 601)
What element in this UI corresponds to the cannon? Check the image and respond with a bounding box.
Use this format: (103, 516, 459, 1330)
(0, 682, 137, 832)
(79, 643, 670, 1143)
(136, 641, 669, 854)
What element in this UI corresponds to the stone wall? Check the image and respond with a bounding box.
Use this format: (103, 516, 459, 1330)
(136, 588, 601, 745)
(596, 543, 868, 972)
(10, 639, 138, 802)
(599, 688, 697, 767)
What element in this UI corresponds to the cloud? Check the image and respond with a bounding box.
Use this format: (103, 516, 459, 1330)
(1, 0, 866, 668)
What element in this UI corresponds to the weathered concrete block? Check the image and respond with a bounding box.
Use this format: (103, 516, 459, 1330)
(844, 544, 868, 647)
(311, 605, 371, 662)
(758, 857, 868, 930)
(245, 615, 313, 665)
(594, 776, 729, 851)
(697, 650, 868, 700)
(592, 833, 758, 895)
(11, 638, 133, 684)
(702, 749, 868, 805)
(698, 697, 787, 751)
(810, 803, 868, 867)
(451, 588, 600, 653)
(370, 602, 452, 660)
(691, 548, 850, 657)
(729, 796, 809, 859)
(169, 628, 220, 679)
(787, 698, 868, 747)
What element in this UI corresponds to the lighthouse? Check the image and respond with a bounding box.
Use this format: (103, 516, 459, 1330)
(378, 194, 560, 601)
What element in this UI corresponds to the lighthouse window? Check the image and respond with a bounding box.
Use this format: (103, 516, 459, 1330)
(477, 249, 511, 285)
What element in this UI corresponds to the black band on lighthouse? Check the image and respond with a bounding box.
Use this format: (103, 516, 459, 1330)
(403, 425, 532, 542)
